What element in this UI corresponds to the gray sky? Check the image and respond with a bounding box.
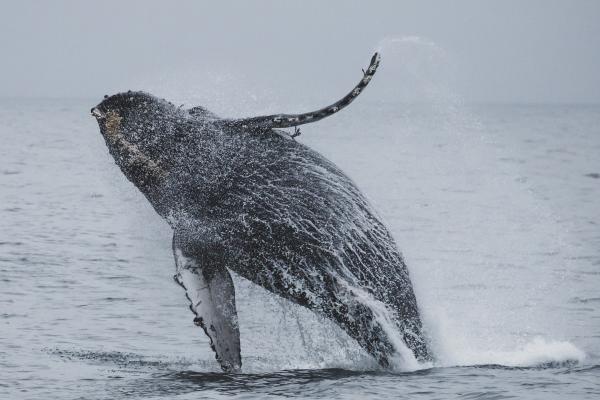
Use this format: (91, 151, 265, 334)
(1, 0, 598, 103)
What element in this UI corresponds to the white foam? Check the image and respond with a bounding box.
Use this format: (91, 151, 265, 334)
(424, 310, 586, 368)
(419, 305, 586, 369)
(443, 337, 585, 368)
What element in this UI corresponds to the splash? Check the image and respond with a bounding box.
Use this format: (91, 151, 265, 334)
(365, 35, 587, 372)
(374, 36, 459, 105)
(437, 337, 585, 368)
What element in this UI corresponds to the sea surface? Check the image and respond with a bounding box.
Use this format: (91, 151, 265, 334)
(1, 99, 599, 399)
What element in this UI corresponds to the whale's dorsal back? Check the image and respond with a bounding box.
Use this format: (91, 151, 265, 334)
(221, 52, 381, 132)
(188, 106, 219, 120)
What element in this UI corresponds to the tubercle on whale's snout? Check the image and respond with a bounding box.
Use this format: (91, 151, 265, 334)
(91, 107, 104, 119)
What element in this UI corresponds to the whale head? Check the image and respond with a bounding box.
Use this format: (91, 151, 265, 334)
(91, 91, 178, 149)
(90, 91, 184, 202)
(91, 91, 188, 173)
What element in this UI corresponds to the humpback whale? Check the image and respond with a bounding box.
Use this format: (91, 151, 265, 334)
(91, 53, 431, 371)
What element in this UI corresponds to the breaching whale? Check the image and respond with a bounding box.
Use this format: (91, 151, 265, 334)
(91, 53, 431, 371)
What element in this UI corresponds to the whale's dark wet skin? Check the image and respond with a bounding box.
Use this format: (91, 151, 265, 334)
(91, 53, 431, 372)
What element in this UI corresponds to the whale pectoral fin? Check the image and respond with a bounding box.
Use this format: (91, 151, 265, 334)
(173, 245, 241, 372)
(221, 52, 381, 132)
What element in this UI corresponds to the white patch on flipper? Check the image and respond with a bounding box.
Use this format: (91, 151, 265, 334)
(173, 249, 242, 372)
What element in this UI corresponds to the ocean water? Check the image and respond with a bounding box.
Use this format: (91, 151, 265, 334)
(1, 99, 599, 399)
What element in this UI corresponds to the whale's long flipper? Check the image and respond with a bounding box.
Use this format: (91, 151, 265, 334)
(223, 52, 381, 132)
(173, 236, 241, 372)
